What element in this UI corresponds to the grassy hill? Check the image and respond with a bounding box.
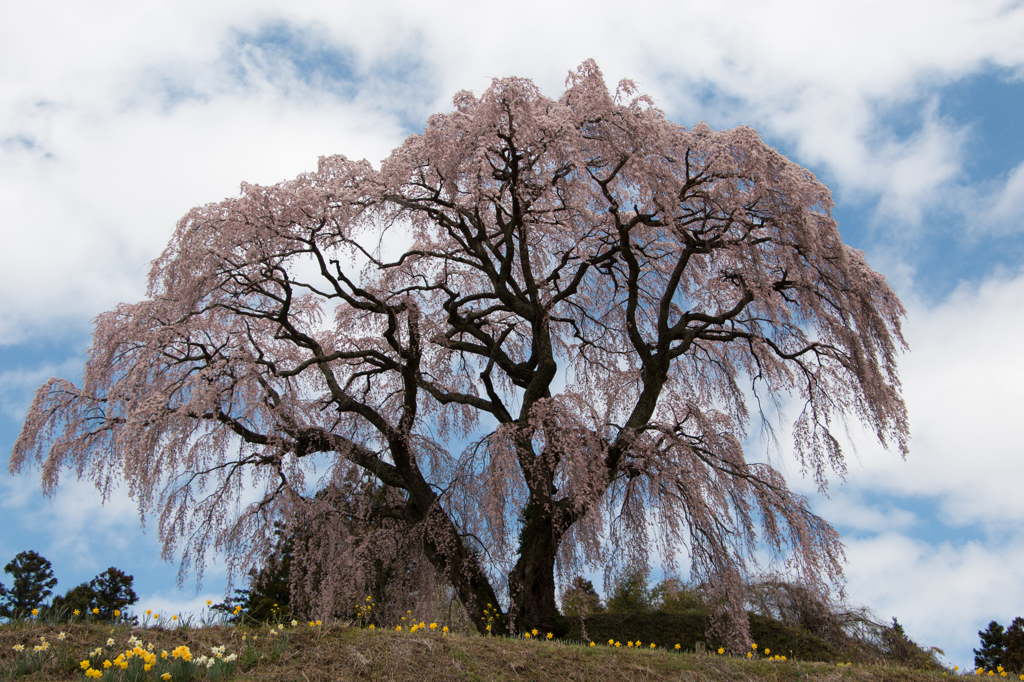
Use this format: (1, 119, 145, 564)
(0, 618, 955, 682)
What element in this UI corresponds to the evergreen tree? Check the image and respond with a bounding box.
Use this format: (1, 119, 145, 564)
(89, 567, 138, 620)
(50, 583, 97, 617)
(976, 621, 1006, 671)
(0, 550, 57, 618)
(605, 566, 654, 614)
(1002, 618, 1024, 673)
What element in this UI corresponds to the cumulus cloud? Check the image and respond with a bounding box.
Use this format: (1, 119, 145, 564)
(3, 1, 1024, 343)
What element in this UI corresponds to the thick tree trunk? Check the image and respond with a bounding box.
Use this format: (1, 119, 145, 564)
(508, 504, 561, 636)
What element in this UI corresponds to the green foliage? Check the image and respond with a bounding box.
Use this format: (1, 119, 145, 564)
(0, 550, 57, 618)
(605, 567, 655, 614)
(1003, 618, 1024, 674)
(976, 620, 1006, 671)
(975, 617, 1024, 673)
(49, 582, 96, 617)
(88, 567, 138, 621)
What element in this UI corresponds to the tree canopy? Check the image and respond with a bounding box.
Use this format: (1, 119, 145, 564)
(10, 60, 910, 647)
(0, 550, 57, 618)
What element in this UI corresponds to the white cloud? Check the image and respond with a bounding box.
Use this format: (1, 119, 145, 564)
(3, 1, 1024, 344)
(842, 533, 1024, 668)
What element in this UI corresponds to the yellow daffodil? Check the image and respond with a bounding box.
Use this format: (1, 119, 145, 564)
(162, 674, 171, 681)
(547, 632, 554, 640)
(206, 599, 212, 606)
(369, 624, 375, 630)
(532, 629, 538, 636)
(675, 644, 681, 650)
(747, 652, 753, 658)
(114, 609, 120, 617)
(73, 609, 80, 615)
(103, 660, 112, 669)
(92, 608, 99, 615)
(430, 623, 437, 630)
(650, 643, 656, 649)
(752, 643, 758, 650)
(31, 608, 38, 616)
(765, 648, 770, 655)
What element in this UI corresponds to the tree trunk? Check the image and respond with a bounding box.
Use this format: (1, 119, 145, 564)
(508, 503, 560, 636)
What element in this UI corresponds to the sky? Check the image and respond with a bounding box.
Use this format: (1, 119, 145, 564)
(2, 0, 1023, 668)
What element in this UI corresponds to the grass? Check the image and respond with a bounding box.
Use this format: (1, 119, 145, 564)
(0, 617, 969, 682)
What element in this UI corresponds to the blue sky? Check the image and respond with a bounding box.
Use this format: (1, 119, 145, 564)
(2, 0, 1023, 668)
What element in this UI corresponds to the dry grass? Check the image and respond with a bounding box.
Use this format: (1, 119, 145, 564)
(0, 621, 955, 682)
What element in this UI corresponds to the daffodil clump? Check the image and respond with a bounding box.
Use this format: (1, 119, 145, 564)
(73, 635, 239, 682)
(973, 664, 1024, 679)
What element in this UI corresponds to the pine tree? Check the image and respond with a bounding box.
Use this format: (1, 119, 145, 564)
(89, 567, 138, 621)
(0, 550, 57, 618)
(1001, 618, 1024, 674)
(975, 621, 1006, 671)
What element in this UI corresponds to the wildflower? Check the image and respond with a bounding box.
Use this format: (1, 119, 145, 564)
(443, 626, 449, 635)
(103, 660, 113, 669)
(636, 641, 641, 647)
(650, 643, 656, 649)
(532, 629, 538, 636)
(316, 620, 322, 626)
(161, 651, 168, 659)
(525, 633, 531, 639)
(765, 649, 770, 655)
(146, 609, 151, 615)
(13, 644, 24, 652)
(278, 624, 284, 630)
(752, 643, 758, 650)
(430, 623, 437, 630)
(608, 639, 615, 646)
(154, 614, 160, 619)
(396, 625, 402, 631)
(93, 608, 100, 614)
(369, 625, 375, 630)
(747, 652, 753, 659)
(675, 644, 681, 650)
(81, 660, 91, 669)
(547, 632, 553, 640)
(162, 674, 171, 681)
(206, 599, 212, 606)
(291, 619, 298, 627)
(615, 642, 621, 648)
(590, 642, 596, 647)
(309, 621, 315, 627)
(485, 625, 491, 632)
(172, 614, 178, 621)
(628, 641, 634, 648)
(31, 608, 38, 615)
(107, 638, 115, 646)
(74, 609, 80, 615)
(718, 647, 725, 655)
(114, 609, 120, 617)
